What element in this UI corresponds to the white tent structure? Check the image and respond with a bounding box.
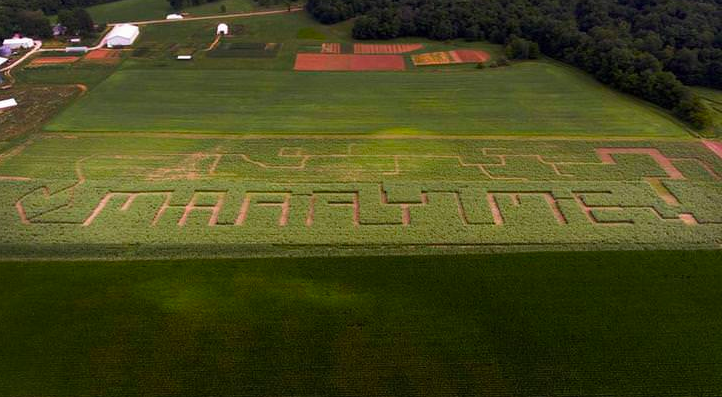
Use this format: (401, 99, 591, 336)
(166, 14, 183, 20)
(0, 98, 18, 110)
(105, 24, 140, 48)
(2, 38, 34, 50)
(217, 23, 229, 35)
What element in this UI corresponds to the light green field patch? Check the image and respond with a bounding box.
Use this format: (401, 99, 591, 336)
(296, 27, 327, 40)
(47, 63, 690, 136)
(693, 87, 722, 138)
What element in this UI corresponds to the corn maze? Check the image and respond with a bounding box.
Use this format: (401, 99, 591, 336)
(0, 135, 721, 257)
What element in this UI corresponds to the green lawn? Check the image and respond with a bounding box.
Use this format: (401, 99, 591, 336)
(86, 0, 264, 23)
(693, 86, 722, 137)
(0, 251, 721, 396)
(46, 63, 690, 136)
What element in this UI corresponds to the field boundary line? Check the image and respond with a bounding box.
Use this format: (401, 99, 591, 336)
(37, 132, 701, 142)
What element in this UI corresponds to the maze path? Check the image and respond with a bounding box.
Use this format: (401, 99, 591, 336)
(45, 183, 717, 228)
(6, 139, 722, 249)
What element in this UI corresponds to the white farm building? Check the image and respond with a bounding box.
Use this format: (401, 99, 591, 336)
(217, 23, 229, 35)
(2, 37, 34, 50)
(105, 24, 139, 48)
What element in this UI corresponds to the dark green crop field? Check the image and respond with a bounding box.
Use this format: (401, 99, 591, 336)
(1, 251, 721, 396)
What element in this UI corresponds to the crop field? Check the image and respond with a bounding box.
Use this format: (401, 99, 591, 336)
(353, 43, 424, 54)
(412, 50, 490, 66)
(28, 56, 80, 66)
(294, 53, 407, 71)
(209, 41, 282, 58)
(0, 134, 720, 258)
(0, 85, 83, 140)
(46, 63, 690, 135)
(1, 251, 722, 395)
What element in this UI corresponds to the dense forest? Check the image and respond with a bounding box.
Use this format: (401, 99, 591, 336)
(308, 0, 721, 130)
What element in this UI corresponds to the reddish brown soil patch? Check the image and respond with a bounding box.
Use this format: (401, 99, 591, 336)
(84, 49, 122, 62)
(294, 54, 406, 71)
(449, 49, 490, 63)
(354, 43, 423, 54)
(596, 148, 684, 179)
(486, 194, 504, 226)
(30, 57, 79, 66)
(703, 141, 722, 161)
(646, 178, 680, 206)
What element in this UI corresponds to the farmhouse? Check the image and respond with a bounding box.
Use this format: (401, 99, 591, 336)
(217, 23, 229, 35)
(105, 24, 139, 48)
(2, 37, 34, 50)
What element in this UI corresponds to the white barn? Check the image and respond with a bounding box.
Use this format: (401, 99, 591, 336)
(217, 23, 229, 35)
(2, 38, 34, 50)
(105, 24, 139, 48)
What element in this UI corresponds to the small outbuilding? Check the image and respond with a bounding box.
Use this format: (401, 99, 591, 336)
(166, 14, 184, 20)
(65, 46, 89, 53)
(217, 23, 229, 35)
(105, 24, 140, 48)
(2, 38, 34, 50)
(0, 98, 18, 110)
(53, 24, 67, 37)
(0, 57, 8, 67)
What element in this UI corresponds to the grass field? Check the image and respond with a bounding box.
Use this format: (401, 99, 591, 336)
(694, 87, 722, 137)
(0, 134, 720, 259)
(1, 251, 721, 396)
(46, 64, 689, 136)
(86, 0, 265, 23)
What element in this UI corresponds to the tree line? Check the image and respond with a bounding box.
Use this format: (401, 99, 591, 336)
(167, 0, 221, 11)
(0, 0, 112, 38)
(307, 0, 721, 130)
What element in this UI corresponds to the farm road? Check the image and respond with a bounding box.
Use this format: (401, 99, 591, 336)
(0, 41, 42, 73)
(115, 7, 304, 26)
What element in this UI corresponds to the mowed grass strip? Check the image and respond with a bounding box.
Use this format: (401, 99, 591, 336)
(0, 251, 721, 395)
(47, 63, 690, 136)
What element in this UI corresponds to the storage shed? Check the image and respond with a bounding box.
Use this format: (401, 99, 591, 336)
(0, 98, 18, 110)
(217, 23, 229, 35)
(2, 38, 34, 50)
(105, 24, 140, 48)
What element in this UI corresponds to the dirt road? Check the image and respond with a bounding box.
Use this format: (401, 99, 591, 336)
(116, 7, 304, 26)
